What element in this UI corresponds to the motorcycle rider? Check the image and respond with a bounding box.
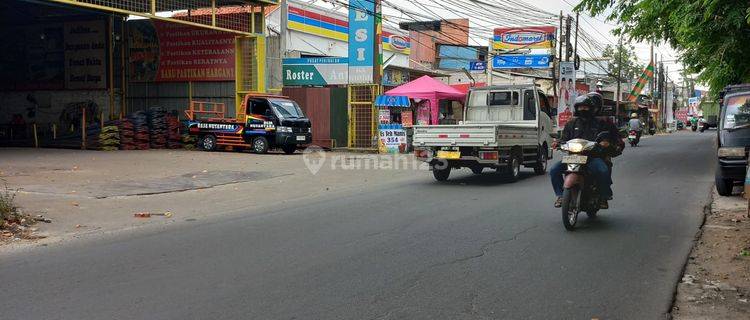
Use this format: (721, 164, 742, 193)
(551, 94, 618, 209)
(628, 113, 644, 144)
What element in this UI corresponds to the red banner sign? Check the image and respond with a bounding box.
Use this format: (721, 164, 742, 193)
(129, 21, 235, 82)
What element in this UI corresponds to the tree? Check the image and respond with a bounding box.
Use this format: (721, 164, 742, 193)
(576, 0, 750, 94)
(601, 43, 644, 82)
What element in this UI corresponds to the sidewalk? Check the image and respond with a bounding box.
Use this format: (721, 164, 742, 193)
(0, 148, 427, 249)
(672, 191, 750, 319)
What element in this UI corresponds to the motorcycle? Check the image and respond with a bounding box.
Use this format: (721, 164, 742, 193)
(628, 130, 639, 147)
(558, 136, 608, 231)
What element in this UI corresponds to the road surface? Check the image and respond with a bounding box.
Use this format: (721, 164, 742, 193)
(1, 132, 716, 319)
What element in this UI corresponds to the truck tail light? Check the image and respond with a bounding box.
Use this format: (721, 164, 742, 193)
(459, 134, 470, 138)
(415, 149, 430, 158)
(438, 134, 448, 138)
(479, 151, 498, 160)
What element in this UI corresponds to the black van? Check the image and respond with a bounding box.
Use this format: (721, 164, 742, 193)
(715, 84, 750, 196)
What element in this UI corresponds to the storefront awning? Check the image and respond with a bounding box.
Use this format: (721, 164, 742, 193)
(375, 95, 410, 107)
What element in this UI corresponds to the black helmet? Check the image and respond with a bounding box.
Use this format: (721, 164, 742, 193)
(586, 92, 603, 114)
(573, 95, 597, 118)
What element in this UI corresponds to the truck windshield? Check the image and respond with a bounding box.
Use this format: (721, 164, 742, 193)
(723, 94, 750, 129)
(270, 99, 304, 118)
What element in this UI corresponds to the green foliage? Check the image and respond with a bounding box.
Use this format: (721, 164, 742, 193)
(0, 181, 18, 222)
(601, 43, 644, 81)
(576, 0, 750, 94)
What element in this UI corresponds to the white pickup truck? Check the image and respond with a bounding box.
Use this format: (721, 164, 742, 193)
(414, 85, 556, 181)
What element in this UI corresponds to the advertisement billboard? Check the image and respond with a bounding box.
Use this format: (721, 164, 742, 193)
(493, 26, 556, 51)
(128, 20, 235, 82)
(64, 20, 106, 89)
(558, 61, 577, 129)
(347, 0, 378, 84)
(492, 54, 551, 69)
(282, 57, 348, 86)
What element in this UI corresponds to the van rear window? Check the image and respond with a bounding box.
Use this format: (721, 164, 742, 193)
(489, 91, 518, 106)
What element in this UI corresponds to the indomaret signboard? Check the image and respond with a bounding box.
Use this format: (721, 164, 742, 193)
(493, 26, 556, 51)
(347, 0, 380, 84)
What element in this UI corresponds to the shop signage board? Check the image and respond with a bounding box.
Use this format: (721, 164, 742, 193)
(282, 57, 348, 86)
(64, 20, 106, 89)
(347, 0, 378, 84)
(128, 20, 235, 82)
(383, 68, 408, 86)
(379, 109, 391, 124)
(378, 124, 407, 153)
(469, 61, 486, 71)
(493, 26, 556, 51)
(287, 6, 410, 54)
(492, 54, 551, 69)
(558, 61, 576, 130)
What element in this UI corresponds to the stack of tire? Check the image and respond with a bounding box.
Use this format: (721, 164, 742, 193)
(119, 119, 135, 150)
(148, 107, 167, 149)
(166, 114, 182, 149)
(98, 125, 120, 151)
(182, 134, 197, 150)
(131, 111, 150, 150)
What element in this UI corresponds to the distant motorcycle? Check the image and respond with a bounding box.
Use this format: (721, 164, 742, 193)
(628, 130, 640, 147)
(558, 135, 609, 231)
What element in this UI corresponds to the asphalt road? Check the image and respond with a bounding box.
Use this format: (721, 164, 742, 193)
(2, 132, 716, 320)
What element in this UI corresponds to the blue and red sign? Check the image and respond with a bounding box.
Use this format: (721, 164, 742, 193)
(492, 54, 552, 69)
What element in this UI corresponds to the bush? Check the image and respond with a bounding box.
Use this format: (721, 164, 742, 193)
(0, 182, 19, 223)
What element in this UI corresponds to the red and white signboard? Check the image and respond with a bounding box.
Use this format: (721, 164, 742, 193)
(129, 21, 235, 82)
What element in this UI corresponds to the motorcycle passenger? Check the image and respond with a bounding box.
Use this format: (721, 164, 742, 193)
(628, 113, 644, 144)
(551, 94, 617, 209)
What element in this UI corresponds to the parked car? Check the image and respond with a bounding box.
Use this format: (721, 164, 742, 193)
(715, 84, 750, 196)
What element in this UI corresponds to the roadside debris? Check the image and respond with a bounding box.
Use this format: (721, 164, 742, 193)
(33, 215, 52, 223)
(133, 211, 173, 218)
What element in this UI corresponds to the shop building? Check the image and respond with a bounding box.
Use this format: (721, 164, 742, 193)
(0, 0, 273, 148)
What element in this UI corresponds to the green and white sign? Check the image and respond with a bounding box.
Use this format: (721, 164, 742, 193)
(283, 57, 348, 86)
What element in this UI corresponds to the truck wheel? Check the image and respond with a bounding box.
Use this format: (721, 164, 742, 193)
(201, 135, 216, 151)
(432, 165, 451, 181)
(282, 145, 297, 154)
(715, 170, 734, 196)
(252, 136, 269, 154)
(471, 167, 483, 174)
(503, 151, 521, 182)
(533, 147, 548, 175)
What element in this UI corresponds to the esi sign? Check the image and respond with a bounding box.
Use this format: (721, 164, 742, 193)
(492, 54, 551, 69)
(493, 26, 556, 51)
(348, 0, 377, 84)
(282, 57, 348, 86)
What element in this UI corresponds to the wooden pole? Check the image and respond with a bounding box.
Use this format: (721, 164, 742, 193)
(82, 106, 87, 150)
(100, 112, 105, 129)
(53, 123, 57, 140)
(33, 123, 38, 148)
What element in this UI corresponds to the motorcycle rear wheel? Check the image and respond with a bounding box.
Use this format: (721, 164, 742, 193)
(561, 187, 581, 231)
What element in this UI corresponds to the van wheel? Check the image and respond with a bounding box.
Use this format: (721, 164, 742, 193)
(503, 150, 522, 182)
(432, 164, 451, 181)
(715, 170, 734, 196)
(201, 135, 216, 151)
(282, 145, 297, 154)
(533, 146, 548, 175)
(252, 136, 269, 154)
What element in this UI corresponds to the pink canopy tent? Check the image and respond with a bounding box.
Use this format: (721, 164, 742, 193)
(384, 76, 467, 125)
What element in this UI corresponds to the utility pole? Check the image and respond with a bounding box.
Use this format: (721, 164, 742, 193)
(565, 15, 572, 61)
(573, 13, 579, 64)
(280, 0, 288, 58)
(650, 44, 654, 97)
(615, 36, 622, 120)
